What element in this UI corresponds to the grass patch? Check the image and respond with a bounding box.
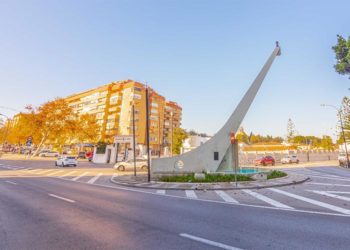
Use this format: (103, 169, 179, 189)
(159, 173, 253, 183)
(267, 170, 287, 180)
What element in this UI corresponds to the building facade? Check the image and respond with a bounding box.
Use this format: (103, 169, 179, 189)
(65, 80, 182, 154)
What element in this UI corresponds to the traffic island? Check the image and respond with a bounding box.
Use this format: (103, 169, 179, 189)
(110, 171, 309, 190)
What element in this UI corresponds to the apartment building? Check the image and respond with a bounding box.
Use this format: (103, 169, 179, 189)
(65, 80, 182, 154)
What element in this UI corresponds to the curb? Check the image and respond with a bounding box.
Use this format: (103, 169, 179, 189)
(109, 175, 310, 191)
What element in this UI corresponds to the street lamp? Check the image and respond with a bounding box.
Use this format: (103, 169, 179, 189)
(145, 85, 151, 182)
(132, 101, 137, 177)
(170, 111, 174, 157)
(321, 104, 350, 168)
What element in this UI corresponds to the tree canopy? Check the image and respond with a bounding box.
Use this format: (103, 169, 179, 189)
(332, 35, 350, 78)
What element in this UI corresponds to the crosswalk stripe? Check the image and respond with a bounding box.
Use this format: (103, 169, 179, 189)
(269, 188, 350, 215)
(47, 170, 64, 176)
(30, 169, 42, 173)
(215, 190, 239, 203)
(59, 171, 77, 178)
(243, 190, 293, 209)
(185, 190, 197, 199)
(87, 173, 103, 184)
(311, 190, 350, 202)
(37, 169, 56, 175)
(307, 182, 350, 187)
(71, 172, 89, 181)
(156, 190, 166, 195)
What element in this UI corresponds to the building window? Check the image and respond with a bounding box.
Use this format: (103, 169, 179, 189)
(134, 87, 142, 92)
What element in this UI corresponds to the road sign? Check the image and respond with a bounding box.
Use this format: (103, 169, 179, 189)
(114, 135, 133, 144)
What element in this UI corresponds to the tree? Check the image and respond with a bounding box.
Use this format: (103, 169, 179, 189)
(320, 136, 334, 150)
(236, 127, 249, 144)
(171, 127, 188, 155)
(338, 96, 350, 144)
(332, 35, 350, 78)
(32, 98, 75, 155)
(286, 118, 297, 143)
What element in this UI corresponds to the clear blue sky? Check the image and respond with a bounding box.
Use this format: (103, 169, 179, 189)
(0, 0, 349, 140)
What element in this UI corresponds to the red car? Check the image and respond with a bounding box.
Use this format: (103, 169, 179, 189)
(255, 156, 275, 166)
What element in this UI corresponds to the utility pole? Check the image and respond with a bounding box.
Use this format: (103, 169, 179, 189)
(145, 85, 151, 182)
(170, 111, 173, 157)
(158, 112, 161, 158)
(132, 103, 137, 176)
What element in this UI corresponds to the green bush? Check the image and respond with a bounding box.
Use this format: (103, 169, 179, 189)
(267, 170, 287, 180)
(159, 173, 252, 183)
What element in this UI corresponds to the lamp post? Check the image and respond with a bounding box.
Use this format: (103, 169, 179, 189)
(170, 111, 174, 157)
(145, 85, 151, 182)
(321, 104, 349, 168)
(132, 102, 137, 176)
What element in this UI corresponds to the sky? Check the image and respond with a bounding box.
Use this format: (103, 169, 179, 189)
(0, 0, 349, 140)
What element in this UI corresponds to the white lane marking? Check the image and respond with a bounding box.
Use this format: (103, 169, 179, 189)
(5, 181, 17, 185)
(52, 175, 350, 218)
(269, 188, 350, 215)
(311, 190, 350, 202)
(328, 191, 350, 194)
(49, 193, 75, 203)
(29, 169, 42, 173)
(37, 169, 56, 175)
(215, 190, 239, 204)
(307, 182, 350, 187)
(179, 233, 242, 250)
(59, 171, 77, 178)
(47, 170, 64, 176)
(71, 172, 89, 181)
(243, 190, 293, 209)
(185, 190, 197, 199)
(308, 175, 350, 182)
(87, 173, 103, 184)
(156, 190, 166, 195)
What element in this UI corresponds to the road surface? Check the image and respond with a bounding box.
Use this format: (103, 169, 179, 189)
(0, 159, 349, 249)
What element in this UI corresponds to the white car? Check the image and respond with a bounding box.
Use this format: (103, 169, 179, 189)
(39, 150, 59, 157)
(55, 156, 78, 167)
(281, 155, 299, 164)
(114, 158, 148, 171)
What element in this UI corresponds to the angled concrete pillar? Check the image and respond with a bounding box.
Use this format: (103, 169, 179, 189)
(152, 44, 281, 173)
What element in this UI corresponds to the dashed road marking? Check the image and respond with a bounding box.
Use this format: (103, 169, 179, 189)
(87, 173, 103, 184)
(243, 189, 293, 209)
(156, 190, 166, 195)
(71, 172, 89, 181)
(185, 190, 197, 199)
(215, 190, 238, 204)
(179, 233, 242, 250)
(308, 175, 350, 182)
(269, 188, 350, 215)
(5, 180, 17, 185)
(49, 193, 75, 203)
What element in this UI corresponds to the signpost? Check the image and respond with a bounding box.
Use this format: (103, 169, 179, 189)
(230, 132, 238, 187)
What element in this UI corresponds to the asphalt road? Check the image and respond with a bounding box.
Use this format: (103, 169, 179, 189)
(0, 160, 350, 250)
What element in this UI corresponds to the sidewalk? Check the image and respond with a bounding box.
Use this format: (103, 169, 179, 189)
(110, 172, 309, 190)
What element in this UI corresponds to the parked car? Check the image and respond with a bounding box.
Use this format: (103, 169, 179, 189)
(39, 150, 59, 157)
(78, 151, 86, 159)
(338, 152, 349, 167)
(55, 156, 77, 167)
(281, 155, 299, 164)
(255, 156, 275, 166)
(114, 158, 148, 171)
